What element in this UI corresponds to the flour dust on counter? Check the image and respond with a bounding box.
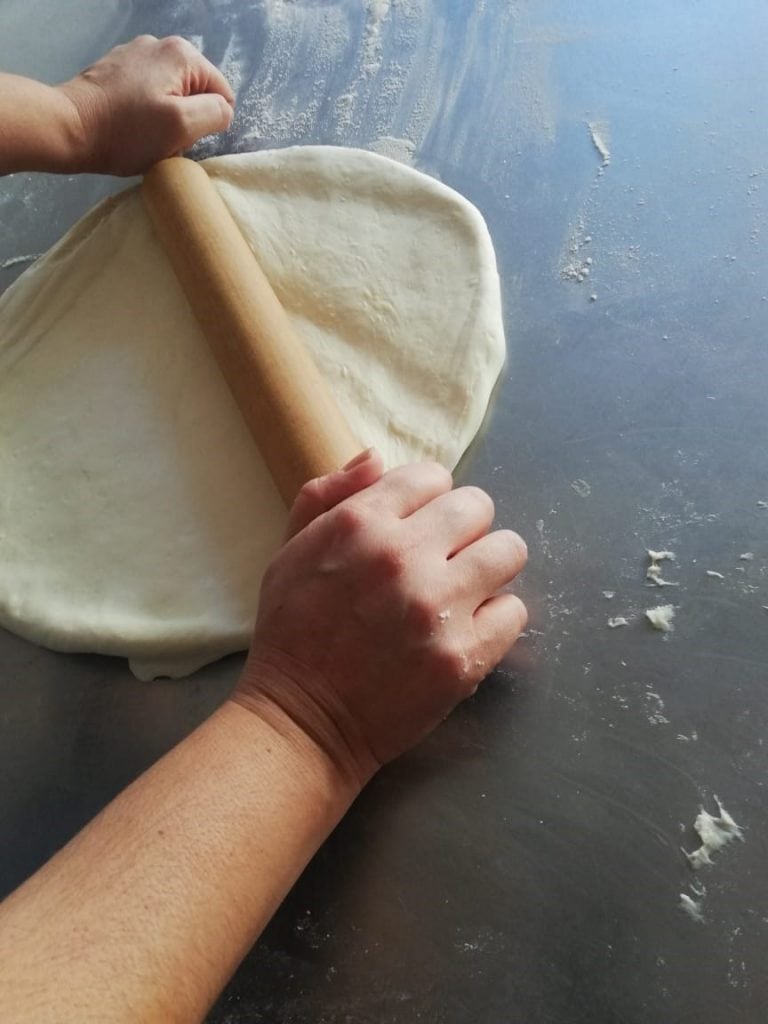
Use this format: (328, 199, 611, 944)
(559, 120, 612, 289)
(570, 477, 592, 497)
(368, 135, 416, 165)
(588, 120, 611, 169)
(187, 0, 560, 185)
(0, 147, 505, 680)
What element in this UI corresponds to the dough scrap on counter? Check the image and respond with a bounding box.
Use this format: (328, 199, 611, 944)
(684, 797, 743, 870)
(607, 616, 629, 628)
(645, 604, 675, 632)
(646, 549, 678, 588)
(678, 893, 705, 923)
(0, 147, 506, 679)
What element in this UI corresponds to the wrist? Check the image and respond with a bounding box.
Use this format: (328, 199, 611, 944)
(232, 650, 380, 795)
(54, 79, 106, 173)
(0, 74, 92, 175)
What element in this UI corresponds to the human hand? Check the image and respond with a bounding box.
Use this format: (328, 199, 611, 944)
(233, 449, 528, 788)
(57, 35, 234, 176)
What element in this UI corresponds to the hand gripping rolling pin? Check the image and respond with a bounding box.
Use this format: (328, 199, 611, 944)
(141, 157, 361, 506)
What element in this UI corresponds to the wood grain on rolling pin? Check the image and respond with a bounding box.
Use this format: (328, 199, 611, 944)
(141, 157, 361, 507)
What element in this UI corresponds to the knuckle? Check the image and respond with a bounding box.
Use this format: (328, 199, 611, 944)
(332, 500, 368, 539)
(259, 549, 285, 593)
(371, 543, 408, 583)
(162, 34, 189, 52)
(499, 529, 528, 567)
(509, 594, 529, 632)
(297, 476, 324, 506)
(219, 95, 235, 124)
(134, 33, 157, 45)
(164, 103, 197, 144)
(460, 485, 494, 520)
(406, 594, 438, 634)
(433, 641, 470, 682)
(422, 460, 453, 491)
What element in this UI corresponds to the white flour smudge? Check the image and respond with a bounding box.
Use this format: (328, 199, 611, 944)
(588, 120, 611, 167)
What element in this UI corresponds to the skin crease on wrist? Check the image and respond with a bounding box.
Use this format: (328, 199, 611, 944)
(0, 35, 529, 1021)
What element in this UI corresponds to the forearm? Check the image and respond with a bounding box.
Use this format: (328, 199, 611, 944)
(0, 73, 84, 174)
(0, 697, 359, 1023)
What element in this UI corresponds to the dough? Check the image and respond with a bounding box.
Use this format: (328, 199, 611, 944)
(684, 796, 743, 870)
(646, 549, 677, 588)
(645, 604, 675, 632)
(0, 147, 505, 679)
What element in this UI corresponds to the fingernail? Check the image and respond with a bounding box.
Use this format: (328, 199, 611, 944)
(343, 447, 375, 472)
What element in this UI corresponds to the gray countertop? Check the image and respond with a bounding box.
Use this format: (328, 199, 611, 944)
(2, 2, 768, 1021)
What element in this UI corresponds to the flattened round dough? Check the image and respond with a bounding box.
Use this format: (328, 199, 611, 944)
(0, 147, 505, 679)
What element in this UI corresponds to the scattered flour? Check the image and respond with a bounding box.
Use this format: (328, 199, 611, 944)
(561, 220, 593, 282)
(644, 690, 669, 726)
(361, 0, 392, 77)
(607, 616, 628, 628)
(196, 1, 560, 185)
(559, 120, 614, 288)
(588, 120, 611, 168)
(705, 570, 725, 579)
(571, 478, 591, 497)
(368, 135, 416, 165)
(676, 730, 699, 743)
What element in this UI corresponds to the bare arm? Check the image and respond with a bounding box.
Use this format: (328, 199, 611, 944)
(0, 35, 234, 176)
(1, 35, 527, 1023)
(0, 699, 356, 1023)
(0, 452, 527, 1021)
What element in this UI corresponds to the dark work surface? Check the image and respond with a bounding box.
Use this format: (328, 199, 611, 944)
(2, 2, 768, 1021)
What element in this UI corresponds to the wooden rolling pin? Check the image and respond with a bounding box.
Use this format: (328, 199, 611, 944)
(141, 157, 361, 506)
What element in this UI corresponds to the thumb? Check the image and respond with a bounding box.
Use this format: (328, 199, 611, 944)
(170, 93, 233, 149)
(285, 448, 384, 539)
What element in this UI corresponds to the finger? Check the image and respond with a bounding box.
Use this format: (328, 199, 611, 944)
(188, 51, 236, 105)
(172, 93, 234, 148)
(285, 448, 384, 538)
(408, 485, 494, 557)
(472, 593, 528, 672)
(450, 528, 528, 595)
(357, 461, 452, 519)
(169, 36, 236, 104)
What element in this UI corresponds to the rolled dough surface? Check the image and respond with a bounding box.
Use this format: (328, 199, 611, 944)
(0, 146, 505, 679)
